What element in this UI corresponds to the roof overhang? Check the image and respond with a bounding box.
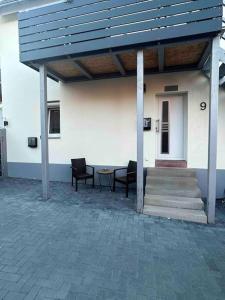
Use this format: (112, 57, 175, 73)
(17, 0, 223, 83)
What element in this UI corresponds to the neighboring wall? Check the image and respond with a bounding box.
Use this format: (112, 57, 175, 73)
(0, 15, 225, 196)
(0, 15, 60, 164)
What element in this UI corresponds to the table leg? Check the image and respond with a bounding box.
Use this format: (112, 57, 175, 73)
(108, 174, 113, 192)
(98, 173, 102, 192)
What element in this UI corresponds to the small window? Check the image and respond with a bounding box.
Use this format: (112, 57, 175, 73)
(48, 104, 60, 138)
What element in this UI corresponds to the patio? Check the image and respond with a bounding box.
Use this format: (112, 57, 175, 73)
(0, 178, 224, 299)
(16, 0, 224, 224)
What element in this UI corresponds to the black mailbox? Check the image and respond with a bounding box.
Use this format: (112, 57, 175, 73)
(28, 137, 38, 148)
(144, 118, 151, 131)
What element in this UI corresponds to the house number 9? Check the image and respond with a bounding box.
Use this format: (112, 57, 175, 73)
(200, 102, 207, 111)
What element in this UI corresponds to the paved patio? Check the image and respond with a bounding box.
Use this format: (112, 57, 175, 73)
(0, 178, 224, 300)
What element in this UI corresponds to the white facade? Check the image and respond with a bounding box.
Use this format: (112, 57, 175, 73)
(0, 14, 225, 196)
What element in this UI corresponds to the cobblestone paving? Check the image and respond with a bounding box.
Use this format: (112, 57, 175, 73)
(0, 178, 224, 300)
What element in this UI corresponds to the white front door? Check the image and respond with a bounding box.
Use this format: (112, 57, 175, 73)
(157, 96, 184, 160)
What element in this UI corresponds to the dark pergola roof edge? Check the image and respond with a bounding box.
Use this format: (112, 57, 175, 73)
(18, 0, 223, 63)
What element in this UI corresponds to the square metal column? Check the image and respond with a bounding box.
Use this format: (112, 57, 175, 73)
(137, 50, 144, 213)
(207, 36, 220, 224)
(40, 65, 49, 200)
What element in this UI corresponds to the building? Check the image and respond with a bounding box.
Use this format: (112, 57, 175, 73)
(0, 0, 225, 224)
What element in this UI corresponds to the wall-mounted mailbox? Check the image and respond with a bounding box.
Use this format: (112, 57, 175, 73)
(28, 137, 38, 148)
(144, 118, 151, 131)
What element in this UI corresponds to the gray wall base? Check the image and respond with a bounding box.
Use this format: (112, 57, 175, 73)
(196, 169, 225, 199)
(7, 162, 134, 188)
(7, 162, 225, 198)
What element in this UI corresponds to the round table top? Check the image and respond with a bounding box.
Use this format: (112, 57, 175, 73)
(97, 168, 113, 175)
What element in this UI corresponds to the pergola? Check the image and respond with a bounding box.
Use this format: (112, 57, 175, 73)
(18, 0, 224, 223)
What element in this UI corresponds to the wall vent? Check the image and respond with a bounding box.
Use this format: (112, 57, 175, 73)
(164, 85, 178, 92)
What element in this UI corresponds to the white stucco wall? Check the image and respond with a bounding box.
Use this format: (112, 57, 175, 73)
(0, 16, 225, 171)
(0, 15, 60, 164)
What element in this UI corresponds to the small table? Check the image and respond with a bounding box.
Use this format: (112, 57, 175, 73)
(97, 169, 114, 191)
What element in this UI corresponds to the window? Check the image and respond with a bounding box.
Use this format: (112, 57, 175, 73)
(161, 101, 169, 154)
(48, 102, 60, 138)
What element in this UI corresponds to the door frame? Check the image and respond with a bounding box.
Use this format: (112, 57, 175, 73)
(155, 92, 188, 161)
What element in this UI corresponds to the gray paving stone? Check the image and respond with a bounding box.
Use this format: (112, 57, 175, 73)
(0, 178, 223, 299)
(23, 285, 40, 300)
(4, 291, 26, 300)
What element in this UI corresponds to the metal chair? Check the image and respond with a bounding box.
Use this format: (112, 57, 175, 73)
(113, 160, 137, 197)
(71, 158, 95, 191)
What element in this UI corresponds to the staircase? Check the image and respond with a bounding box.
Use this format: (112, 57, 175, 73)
(144, 168, 207, 224)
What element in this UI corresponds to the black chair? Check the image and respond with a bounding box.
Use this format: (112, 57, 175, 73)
(113, 160, 137, 197)
(71, 158, 95, 191)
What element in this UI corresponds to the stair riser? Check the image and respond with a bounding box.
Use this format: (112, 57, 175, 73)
(143, 207, 207, 224)
(146, 183, 200, 191)
(146, 179, 198, 187)
(145, 188, 201, 198)
(146, 177, 197, 185)
(147, 168, 196, 178)
(144, 198, 204, 210)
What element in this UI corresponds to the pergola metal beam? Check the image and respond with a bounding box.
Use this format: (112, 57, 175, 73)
(136, 50, 144, 213)
(202, 57, 211, 72)
(28, 62, 66, 82)
(39, 64, 49, 200)
(45, 66, 66, 82)
(111, 53, 126, 76)
(158, 46, 165, 72)
(198, 42, 211, 69)
(207, 36, 220, 224)
(73, 60, 93, 80)
(65, 64, 198, 83)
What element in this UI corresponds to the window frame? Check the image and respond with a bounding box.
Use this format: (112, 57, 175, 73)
(47, 101, 60, 139)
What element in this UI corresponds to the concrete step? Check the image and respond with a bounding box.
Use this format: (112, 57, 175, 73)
(144, 195, 204, 210)
(147, 167, 196, 178)
(146, 180, 199, 191)
(146, 175, 198, 185)
(143, 205, 207, 224)
(145, 184, 201, 198)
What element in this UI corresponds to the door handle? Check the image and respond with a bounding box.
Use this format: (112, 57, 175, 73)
(156, 119, 160, 133)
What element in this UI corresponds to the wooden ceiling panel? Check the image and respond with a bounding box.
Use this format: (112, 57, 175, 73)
(165, 42, 207, 67)
(119, 51, 136, 71)
(47, 60, 82, 77)
(45, 41, 208, 81)
(79, 55, 118, 74)
(119, 49, 158, 71)
(144, 49, 158, 69)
